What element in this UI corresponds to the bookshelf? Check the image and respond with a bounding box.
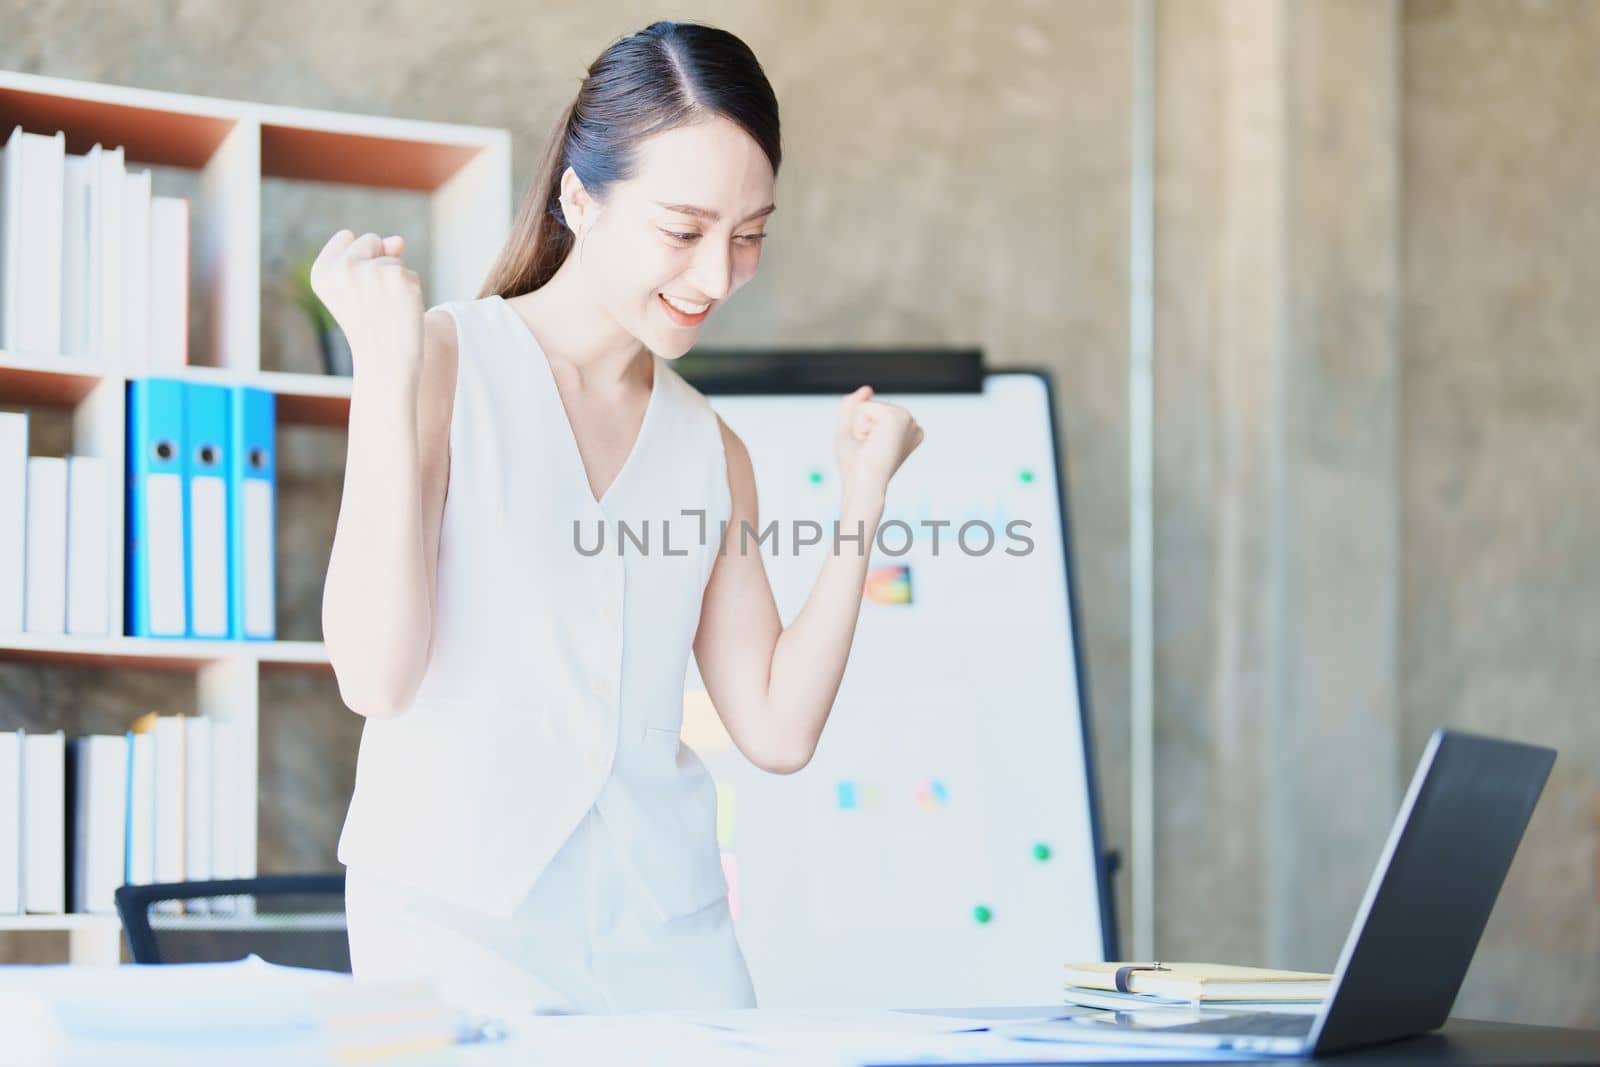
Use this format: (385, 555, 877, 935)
(0, 70, 511, 963)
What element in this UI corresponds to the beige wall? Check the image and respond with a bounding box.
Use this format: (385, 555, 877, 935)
(1402, 0, 1600, 1024)
(1, 0, 1597, 1027)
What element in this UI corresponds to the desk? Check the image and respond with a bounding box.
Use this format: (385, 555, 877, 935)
(10, 960, 1600, 1067)
(863, 1011, 1600, 1067)
(449, 1008, 1600, 1067)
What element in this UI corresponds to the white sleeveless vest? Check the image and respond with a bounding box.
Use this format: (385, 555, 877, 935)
(336, 294, 732, 922)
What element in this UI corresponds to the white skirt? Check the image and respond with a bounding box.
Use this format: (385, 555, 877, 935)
(343, 804, 756, 1016)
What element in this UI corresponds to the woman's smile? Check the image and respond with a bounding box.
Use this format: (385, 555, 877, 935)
(659, 291, 712, 326)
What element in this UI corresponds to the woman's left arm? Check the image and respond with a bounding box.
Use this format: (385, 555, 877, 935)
(692, 386, 924, 774)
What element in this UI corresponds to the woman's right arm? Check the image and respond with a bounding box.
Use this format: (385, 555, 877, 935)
(314, 230, 458, 719)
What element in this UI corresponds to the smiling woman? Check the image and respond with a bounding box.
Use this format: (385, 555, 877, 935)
(320, 18, 924, 1018)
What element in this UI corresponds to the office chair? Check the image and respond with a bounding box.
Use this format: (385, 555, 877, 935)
(113, 873, 350, 972)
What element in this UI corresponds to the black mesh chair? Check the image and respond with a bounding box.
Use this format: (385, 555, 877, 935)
(113, 874, 350, 972)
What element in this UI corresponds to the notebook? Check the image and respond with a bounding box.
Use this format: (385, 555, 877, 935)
(1065, 962, 1331, 1003)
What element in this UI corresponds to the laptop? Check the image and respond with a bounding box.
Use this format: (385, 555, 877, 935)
(1015, 728, 1555, 1057)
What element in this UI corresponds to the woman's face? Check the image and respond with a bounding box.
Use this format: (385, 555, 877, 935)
(565, 115, 776, 359)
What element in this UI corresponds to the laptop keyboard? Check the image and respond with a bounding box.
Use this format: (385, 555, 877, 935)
(1160, 1013, 1315, 1037)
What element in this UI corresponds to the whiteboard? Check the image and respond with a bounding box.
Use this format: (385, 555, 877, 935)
(683, 371, 1112, 1009)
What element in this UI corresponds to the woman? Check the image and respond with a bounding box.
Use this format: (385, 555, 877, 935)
(318, 20, 924, 1016)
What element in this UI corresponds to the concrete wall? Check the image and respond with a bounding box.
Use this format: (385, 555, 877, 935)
(1151, 0, 1402, 974)
(1402, 0, 1600, 1024)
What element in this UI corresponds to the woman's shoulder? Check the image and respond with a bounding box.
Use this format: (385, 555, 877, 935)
(653, 357, 739, 476)
(656, 355, 715, 414)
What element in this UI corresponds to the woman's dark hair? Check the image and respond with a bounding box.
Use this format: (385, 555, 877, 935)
(478, 21, 782, 299)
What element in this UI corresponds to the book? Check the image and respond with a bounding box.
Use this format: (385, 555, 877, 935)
(130, 712, 185, 911)
(124, 728, 155, 887)
(66, 735, 128, 914)
(121, 168, 152, 372)
(66, 454, 111, 635)
(0, 730, 20, 913)
(1062, 983, 1321, 1017)
(91, 144, 125, 365)
(1063, 962, 1331, 1003)
(22, 731, 66, 914)
(0, 410, 24, 634)
(148, 195, 189, 370)
(61, 150, 94, 358)
(23, 456, 69, 635)
(0, 126, 66, 357)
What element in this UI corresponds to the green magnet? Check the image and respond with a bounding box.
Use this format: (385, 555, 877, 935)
(1033, 843, 1052, 862)
(973, 905, 993, 924)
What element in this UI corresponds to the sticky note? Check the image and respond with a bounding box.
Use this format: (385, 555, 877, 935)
(716, 783, 736, 847)
(864, 564, 913, 605)
(916, 778, 950, 811)
(836, 781, 857, 810)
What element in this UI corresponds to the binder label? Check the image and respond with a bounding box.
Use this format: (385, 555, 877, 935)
(147, 472, 185, 636)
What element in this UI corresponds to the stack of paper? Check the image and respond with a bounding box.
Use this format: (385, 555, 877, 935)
(0, 954, 459, 1067)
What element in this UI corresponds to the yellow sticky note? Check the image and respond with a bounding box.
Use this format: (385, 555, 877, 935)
(716, 782, 736, 847)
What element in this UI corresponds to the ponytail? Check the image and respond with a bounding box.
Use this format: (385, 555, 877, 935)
(477, 99, 578, 299)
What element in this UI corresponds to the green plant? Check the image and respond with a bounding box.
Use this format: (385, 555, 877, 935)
(288, 255, 338, 334)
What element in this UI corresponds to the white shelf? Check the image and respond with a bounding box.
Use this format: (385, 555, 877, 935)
(0, 68, 510, 964)
(0, 634, 330, 671)
(0, 913, 119, 931)
(0, 912, 343, 933)
(0, 352, 356, 426)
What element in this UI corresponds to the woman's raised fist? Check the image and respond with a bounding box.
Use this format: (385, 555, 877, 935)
(309, 230, 425, 387)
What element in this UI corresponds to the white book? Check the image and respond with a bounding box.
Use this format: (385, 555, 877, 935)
(60, 152, 94, 359)
(66, 455, 110, 636)
(0, 730, 21, 913)
(78, 144, 105, 363)
(0, 411, 25, 634)
(8, 129, 66, 356)
(22, 730, 66, 914)
(121, 169, 152, 373)
(184, 715, 212, 912)
(92, 145, 124, 366)
(152, 714, 184, 910)
(0, 126, 22, 351)
(125, 730, 155, 888)
(68, 735, 128, 914)
(23, 456, 68, 635)
(148, 196, 189, 371)
(210, 720, 237, 911)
